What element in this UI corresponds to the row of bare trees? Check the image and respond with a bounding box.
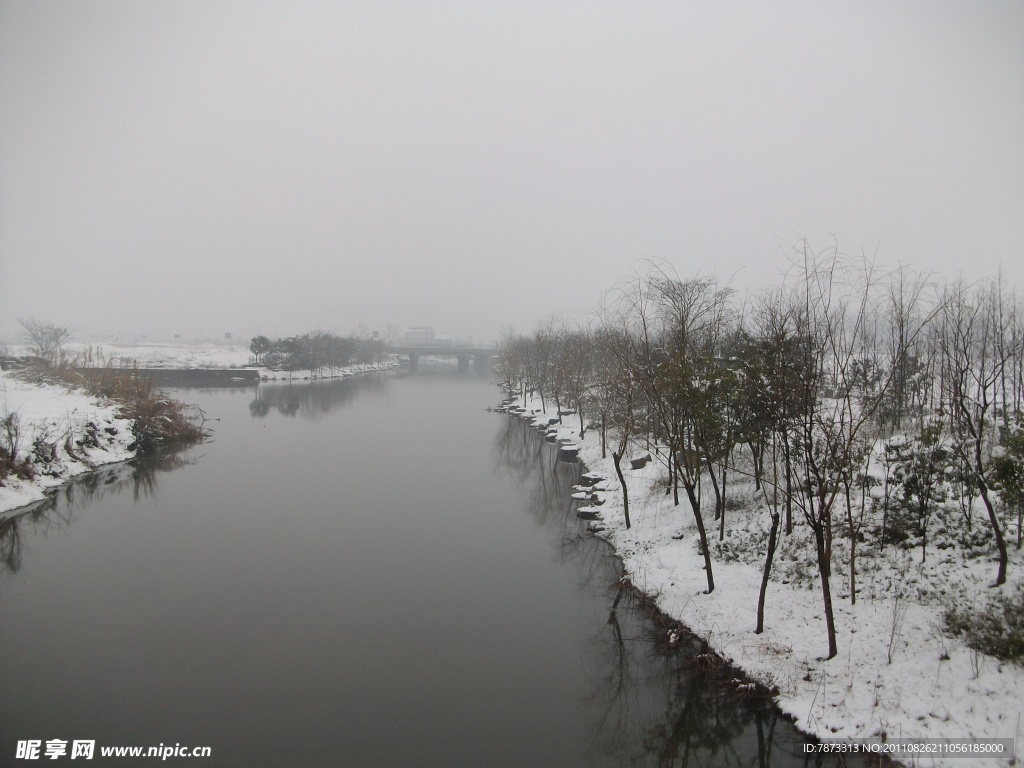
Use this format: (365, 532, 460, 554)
(498, 242, 1024, 659)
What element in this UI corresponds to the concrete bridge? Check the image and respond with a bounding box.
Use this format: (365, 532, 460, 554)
(390, 346, 496, 372)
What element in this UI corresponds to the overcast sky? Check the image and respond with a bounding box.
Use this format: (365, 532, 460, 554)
(1, 1, 1022, 345)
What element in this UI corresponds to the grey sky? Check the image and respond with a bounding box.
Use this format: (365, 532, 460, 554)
(2, 1, 1022, 345)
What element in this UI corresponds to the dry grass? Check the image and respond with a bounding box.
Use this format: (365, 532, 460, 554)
(79, 365, 207, 453)
(10, 354, 208, 457)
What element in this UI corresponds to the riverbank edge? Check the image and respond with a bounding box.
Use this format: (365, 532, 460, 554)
(1, 369, 137, 517)
(1, 363, 396, 518)
(497, 389, 1023, 768)
(501, 398, 838, 750)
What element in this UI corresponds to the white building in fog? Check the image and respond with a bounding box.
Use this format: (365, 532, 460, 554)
(403, 326, 452, 348)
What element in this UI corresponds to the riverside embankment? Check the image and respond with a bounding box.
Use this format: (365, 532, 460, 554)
(1, 367, 136, 515)
(500, 388, 1023, 767)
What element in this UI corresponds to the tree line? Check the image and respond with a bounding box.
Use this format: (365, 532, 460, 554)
(249, 331, 389, 375)
(497, 242, 1024, 659)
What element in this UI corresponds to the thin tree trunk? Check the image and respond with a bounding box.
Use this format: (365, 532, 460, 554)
(812, 519, 839, 659)
(978, 483, 1008, 585)
(920, 496, 928, 564)
(612, 451, 631, 529)
(782, 436, 794, 535)
(672, 449, 680, 506)
(755, 511, 780, 634)
(749, 440, 763, 491)
(707, 459, 723, 522)
(720, 456, 729, 541)
(681, 475, 715, 593)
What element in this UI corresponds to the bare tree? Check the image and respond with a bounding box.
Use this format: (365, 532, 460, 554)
(556, 325, 593, 438)
(585, 328, 622, 459)
(775, 241, 927, 658)
(18, 318, 71, 365)
(496, 330, 531, 402)
(884, 267, 934, 432)
(608, 267, 725, 592)
(601, 326, 640, 531)
(941, 279, 1011, 585)
(746, 288, 816, 628)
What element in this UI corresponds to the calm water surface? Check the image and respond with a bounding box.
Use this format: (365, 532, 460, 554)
(1, 368, 839, 766)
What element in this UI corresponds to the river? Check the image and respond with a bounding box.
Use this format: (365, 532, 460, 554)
(1, 367, 849, 766)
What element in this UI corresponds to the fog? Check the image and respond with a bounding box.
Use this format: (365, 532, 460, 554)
(1, 1, 1022, 345)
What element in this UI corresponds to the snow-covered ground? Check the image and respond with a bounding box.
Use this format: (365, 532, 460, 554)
(502, 391, 1024, 767)
(0, 369, 135, 516)
(254, 360, 396, 382)
(10, 340, 252, 370)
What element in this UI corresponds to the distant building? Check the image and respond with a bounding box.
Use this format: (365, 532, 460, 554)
(404, 326, 436, 347)
(403, 326, 456, 349)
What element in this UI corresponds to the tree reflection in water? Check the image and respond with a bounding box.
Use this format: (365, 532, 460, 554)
(248, 374, 388, 420)
(0, 449, 197, 575)
(493, 415, 887, 768)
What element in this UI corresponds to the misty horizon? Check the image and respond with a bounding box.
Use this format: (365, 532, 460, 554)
(2, 2, 1022, 346)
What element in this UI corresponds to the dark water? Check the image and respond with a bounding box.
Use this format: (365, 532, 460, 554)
(1, 369, 845, 767)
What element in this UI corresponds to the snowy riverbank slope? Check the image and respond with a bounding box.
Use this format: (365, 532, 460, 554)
(0, 369, 136, 516)
(503, 391, 1023, 767)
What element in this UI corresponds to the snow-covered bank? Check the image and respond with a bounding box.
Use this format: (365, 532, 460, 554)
(10, 340, 253, 370)
(254, 360, 397, 381)
(501, 391, 1023, 767)
(5, 341, 397, 381)
(0, 369, 135, 516)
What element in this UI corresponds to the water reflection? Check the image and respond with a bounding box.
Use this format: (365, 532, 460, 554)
(0, 450, 197, 575)
(494, 415, 882, 768)
(2, 378, 884, 767)
(248, 373, 388, 420)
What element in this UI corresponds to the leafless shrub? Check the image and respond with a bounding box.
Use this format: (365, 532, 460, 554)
(887, 586, 909, 665)
(17, 317, 72, 366)
(87, 369, 207, 453)
(945, 583, 1024, 667)
(0, 411, 35, 482)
